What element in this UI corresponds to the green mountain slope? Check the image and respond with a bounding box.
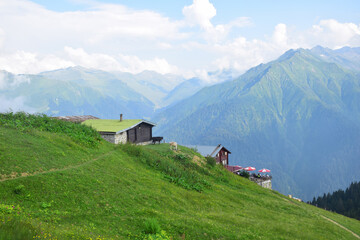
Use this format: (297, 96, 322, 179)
(0, 67, 155, 119)
(1, 113, 360, 239)
(153, 48, 360, 201)
(311, 46, 360, 71)
(112, 70, 186, 108)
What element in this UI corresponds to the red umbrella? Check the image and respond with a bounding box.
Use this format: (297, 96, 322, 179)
(244, 166, 256, 171)
(258, 168, 271, 173)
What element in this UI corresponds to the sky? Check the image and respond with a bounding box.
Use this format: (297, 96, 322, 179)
(0, 0, 359, 80)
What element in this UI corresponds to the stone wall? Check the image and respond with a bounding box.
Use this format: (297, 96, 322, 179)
(114, 132, 127, 144)
(100, 133, 116, 144)
(250, 177, 272, 190)
(101, 132, 127, 144)
(259, 180, 272, 189)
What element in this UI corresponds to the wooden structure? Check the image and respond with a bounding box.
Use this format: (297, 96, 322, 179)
(56, 115, 158, 145)
(83, 118, 156, 145)
(186, 144, 231, 166)
(125, 121, 154, 144)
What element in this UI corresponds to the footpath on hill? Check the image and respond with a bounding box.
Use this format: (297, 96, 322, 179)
(0, 150, 115, 182)
(281, 195, 360, 239)
(321, 215, 360, 239)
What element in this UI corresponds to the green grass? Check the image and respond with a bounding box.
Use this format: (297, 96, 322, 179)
(0, 114, 360, 239)
(0, 112, 101, 147)
(82, 119, 143, 133)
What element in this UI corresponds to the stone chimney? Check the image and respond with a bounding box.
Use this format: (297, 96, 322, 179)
(120, 114, 123, 122)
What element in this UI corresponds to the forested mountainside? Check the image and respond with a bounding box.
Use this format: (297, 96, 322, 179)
(153, 48, 360, 201)
(310, 182, 360, 220)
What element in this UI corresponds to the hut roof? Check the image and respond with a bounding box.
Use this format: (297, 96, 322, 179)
(82, 119, 156, 134)
(185, 144, 231, 157)
(54, 115, 99, 123)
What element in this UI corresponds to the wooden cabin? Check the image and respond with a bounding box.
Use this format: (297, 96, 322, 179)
(186, 144, 231, 166)
(55, 114, 157, 145)
(83, 118, 156, 145)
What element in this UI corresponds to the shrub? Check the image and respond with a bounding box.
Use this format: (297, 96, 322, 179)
(205, 157, 216, 168)
(239, 170, 250, 179)
(144, 218, 161, 234)
(14, 184, 25, 194)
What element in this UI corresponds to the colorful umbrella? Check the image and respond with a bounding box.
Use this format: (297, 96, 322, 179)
(258, 168, 271, 173)
(244, 166, 256, 171)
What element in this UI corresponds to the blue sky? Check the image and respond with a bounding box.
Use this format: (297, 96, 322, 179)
(0, 0, 359, 79)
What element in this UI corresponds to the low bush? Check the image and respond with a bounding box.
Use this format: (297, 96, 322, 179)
(144, 218, 161, 235)
(14, 184, 25, 194)
(205, 157, 216, 168)
(239, 170, 250, 179)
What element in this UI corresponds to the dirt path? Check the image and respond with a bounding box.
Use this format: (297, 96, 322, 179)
(280, 197, 359, 239)
(321, 215, 360, 239)
(0, 150, 115, 182)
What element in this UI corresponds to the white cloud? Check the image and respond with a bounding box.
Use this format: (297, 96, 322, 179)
(64, 47, 121, 71)
(0, 28, 4, 49)
(0, 71, 30, 91)
(272, 23, 288, 46)
(0, 51, 74, 74)
(64, 46, 179, 75)
(0, 0, 186, 54)
(182, 1, 251, 43)
(183, 0, 216, 30)
(0, 96, 36, 113)
(118, 54, 179, 75)
(309, 19, 360, 48)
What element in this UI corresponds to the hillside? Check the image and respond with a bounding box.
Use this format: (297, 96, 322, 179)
(1, 113, 360, 239)
(152, 48, 360, 201)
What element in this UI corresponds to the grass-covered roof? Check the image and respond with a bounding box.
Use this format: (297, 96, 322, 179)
(82, 119, 143, 133)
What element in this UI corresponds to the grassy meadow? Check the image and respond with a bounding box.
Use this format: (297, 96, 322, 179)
(0, 113, 359, 239)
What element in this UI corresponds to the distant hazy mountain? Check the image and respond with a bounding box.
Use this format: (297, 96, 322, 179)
(0, 67, 155, 119)
(161, 78, 207, 108)
(153, 47, 360, 200)
(112, 70, 186, 108)
(311, 45, 360, 71)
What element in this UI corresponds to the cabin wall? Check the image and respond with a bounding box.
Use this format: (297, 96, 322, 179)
(127, 122, 153, 144)
(215, 149, 229, 166)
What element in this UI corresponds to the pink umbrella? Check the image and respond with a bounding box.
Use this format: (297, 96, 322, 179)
(244, 166, 256, 171)
(258, 168, 271, 173)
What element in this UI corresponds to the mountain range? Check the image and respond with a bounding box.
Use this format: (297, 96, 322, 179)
(153, 47, 360, 200)
(0, 67, 212, 118)
(1, 46, 360, 200)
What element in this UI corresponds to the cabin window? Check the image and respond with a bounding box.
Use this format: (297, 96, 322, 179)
(225, 152, 227, 156)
